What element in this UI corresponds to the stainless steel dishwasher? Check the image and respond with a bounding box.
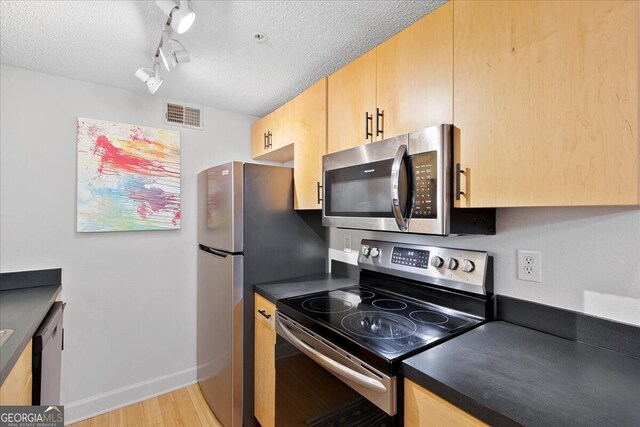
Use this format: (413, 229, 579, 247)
(32, 301, 64, 405)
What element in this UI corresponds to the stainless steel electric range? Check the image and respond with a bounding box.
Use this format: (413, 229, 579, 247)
(274, 240, 494, 426)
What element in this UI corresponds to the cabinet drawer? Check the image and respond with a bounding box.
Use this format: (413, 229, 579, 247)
(255, 293, 276, 330)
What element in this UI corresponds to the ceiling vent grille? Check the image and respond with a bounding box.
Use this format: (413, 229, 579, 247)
(165, 102, 203, 130)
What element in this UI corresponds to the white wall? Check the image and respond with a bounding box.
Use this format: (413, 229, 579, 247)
(0, 65, 257, 422)
(329, 206, 640, 327)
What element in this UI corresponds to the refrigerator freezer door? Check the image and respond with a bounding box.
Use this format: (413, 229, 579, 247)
(198, 162, 243, 253)
(197, 247, 244, 427)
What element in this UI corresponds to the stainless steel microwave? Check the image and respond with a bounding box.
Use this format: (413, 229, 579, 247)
(322, 124, 495, 235)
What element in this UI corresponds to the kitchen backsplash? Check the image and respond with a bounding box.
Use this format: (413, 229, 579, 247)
(328, 206, 640, 327)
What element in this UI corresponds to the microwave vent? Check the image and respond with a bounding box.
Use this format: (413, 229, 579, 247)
(165, 102, 203, 129)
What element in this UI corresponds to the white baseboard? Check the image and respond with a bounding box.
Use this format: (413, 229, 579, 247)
(63, 366, 198, 425)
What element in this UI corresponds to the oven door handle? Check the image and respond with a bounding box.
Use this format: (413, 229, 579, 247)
(390, 144, 409, 231)
(276, 316, 388, 394)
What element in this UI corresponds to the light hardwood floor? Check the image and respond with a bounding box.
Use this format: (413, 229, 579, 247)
(68, 384, 223, 427)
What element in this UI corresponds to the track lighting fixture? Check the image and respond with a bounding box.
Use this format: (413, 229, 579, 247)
(135, 59, 164, 94)
(158, 25, 191, 71)
(135, 1, 193, 94)
(155, 0, 196, 34)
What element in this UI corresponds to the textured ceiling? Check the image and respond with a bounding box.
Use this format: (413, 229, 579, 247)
(0, 0, 445, 117)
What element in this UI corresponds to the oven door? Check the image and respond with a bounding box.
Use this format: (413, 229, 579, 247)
(275, 313, 397, 426)
(323, 134, 412, 233)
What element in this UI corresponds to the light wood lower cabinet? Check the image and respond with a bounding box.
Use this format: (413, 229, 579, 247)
(254, 294, 275, 427)
(0, 340, 32, 406)
(404, 378, 487, 427)
(453, 0, 639, 207)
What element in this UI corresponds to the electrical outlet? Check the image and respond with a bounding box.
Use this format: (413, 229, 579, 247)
(517, 249, 542, 282)
(343, 234, 352, 253)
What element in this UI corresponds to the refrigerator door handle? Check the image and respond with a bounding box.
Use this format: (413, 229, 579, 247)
(199, 244, 229, 258)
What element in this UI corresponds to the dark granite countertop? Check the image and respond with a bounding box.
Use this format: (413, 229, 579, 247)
(0, 284, 61, 384)
(255, 273, 358, 304)
(403, 321, 640, 427)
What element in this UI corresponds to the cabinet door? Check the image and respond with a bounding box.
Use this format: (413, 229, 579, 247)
(251, 115, 270, 159)
(0, 340, 32, 406)
(270, 100, 294, 152)
(377, 2, 453, 139)
(453, 0, 639, 207)
(251, 102, 295, 162)
(294, 78, 327, 210)
(327, 49, 377, 153)
(254, 294, 275, 427)
(405, 379, 487, 427)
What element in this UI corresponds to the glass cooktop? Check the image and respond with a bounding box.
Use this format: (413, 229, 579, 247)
(277, 285, 481, 362)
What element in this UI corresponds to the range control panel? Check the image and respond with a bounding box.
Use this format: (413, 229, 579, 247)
(391, 247, 430, 269)
(358, 239, 490, 296)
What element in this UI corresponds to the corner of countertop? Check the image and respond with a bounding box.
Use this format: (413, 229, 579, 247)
(0, 268, 62, 291)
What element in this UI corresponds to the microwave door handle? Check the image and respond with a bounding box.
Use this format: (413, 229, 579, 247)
(276, 316, 387, 394)
(390, 144, 408, 231)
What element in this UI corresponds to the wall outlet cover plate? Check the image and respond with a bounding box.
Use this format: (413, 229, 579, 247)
(517, 249, 542, 282)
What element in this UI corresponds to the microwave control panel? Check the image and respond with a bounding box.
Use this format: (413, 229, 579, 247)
(410, 152, 437, 219)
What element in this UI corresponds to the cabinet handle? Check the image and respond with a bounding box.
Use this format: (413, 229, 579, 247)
(258, 309, 271, 319)
(317, 182, 323, 204)
(263, 132, 268, 150)
(365, 112, 373, 141)
(455, 163, 467, 201)
(376, 108, 384, 138)
(265, 131, 272, 150)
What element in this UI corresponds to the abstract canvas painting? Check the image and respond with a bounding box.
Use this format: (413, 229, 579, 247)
(77, 117, 181, 232)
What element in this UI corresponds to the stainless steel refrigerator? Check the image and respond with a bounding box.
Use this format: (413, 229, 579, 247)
(197, 162, 326, 427)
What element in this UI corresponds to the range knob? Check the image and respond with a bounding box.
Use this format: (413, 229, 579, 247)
(362, 245, 371, 257)
(461, 259, 475, 273)
(444, 257, 459, 270)
(370, 247, 380, 258)
(430, 256, 444, 268)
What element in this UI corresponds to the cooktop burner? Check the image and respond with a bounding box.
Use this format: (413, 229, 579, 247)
(409, 310, 449, 325)
(302, 297, 353, 313)
(341, 311, 417, 339)
(345, 289, 375, 299)
(277, 285, 481, 361)
(372, 299, 407, 311)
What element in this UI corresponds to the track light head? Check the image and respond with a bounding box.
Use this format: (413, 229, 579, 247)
(155, 0, 195, 34)
(158, 27, 191, 71)
(135, 60, 163, 94)
(173, 49, 190, 65)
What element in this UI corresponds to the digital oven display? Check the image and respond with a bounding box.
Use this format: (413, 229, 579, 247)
(391, 247, 430, 269)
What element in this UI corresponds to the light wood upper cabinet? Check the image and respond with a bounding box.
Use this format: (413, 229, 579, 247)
(453, 0, 639, 207)
(327, 3, 454, 154)
(377, 2, 453, 137)
(254, 293, 275, 427)
(251, 100, 294, 162)
(294, 78, 327, 210)
(405, 378, 488, 427)
(327, 49, 377, 153)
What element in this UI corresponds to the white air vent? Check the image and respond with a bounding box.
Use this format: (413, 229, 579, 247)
(164, 102, 203, 130)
